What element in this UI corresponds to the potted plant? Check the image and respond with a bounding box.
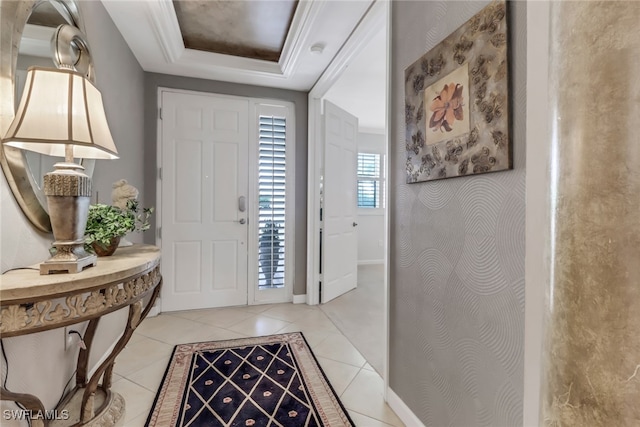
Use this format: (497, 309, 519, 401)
(84, 199, 153, 256)
(258, 220, 283, 286)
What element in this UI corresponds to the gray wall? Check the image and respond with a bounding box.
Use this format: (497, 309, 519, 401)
(388, 1, 526, 425)
(0, 0, 145, 420)
(144, 73, 308, 295)
(85, 1, 146, 217)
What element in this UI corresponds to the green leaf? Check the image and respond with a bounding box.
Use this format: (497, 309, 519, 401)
(84, 201, 154, 251)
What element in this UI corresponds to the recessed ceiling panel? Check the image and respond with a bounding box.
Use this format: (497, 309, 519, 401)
(101, 0, 377, 90)
(173, 0, 298, 62)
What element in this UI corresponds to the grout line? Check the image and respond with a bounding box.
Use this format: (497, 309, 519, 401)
(121, 360, 169, 393)
(123, 375, 159, 393)
(312, 352, 366, 369)
(348, 409, 397, 427)
(128, 331, 179, 349)
(339, 366, 403, 426)
(339, 365, 364, 398)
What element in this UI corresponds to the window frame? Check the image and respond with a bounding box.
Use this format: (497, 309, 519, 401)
(356, 150, 385, 215)
(248, 100, 295, 305)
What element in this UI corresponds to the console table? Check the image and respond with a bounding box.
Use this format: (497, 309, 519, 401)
(0, 245, 162, 427)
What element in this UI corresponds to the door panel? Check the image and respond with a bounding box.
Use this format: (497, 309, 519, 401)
(173, 241, 201, 293)
(212, 240, 239, 289)
(174, 139, 202, 222)
(213, 142, 238, 221)
(322, 101, 358, 303)
(161, 91, 249, 311)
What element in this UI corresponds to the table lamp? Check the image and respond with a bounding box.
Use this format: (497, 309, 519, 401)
(1, 66, 119, 274)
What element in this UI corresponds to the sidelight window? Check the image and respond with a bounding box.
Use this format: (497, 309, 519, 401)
(258, 115, 287, 289)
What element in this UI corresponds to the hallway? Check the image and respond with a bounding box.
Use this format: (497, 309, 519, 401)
(113, 301, 401, 426)
(320, 265, 385, 375)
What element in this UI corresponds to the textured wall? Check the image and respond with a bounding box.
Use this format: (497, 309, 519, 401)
(541, 2, 640, 425)
(389, 1, 526, 425)
(144, 73, 308, 295)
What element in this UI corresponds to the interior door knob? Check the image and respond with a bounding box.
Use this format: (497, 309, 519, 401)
(353, 222, 358, 227)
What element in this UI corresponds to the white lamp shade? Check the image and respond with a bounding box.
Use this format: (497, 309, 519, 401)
(2, 67, 119, 160)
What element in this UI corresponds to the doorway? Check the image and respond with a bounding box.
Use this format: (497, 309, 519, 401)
(158, 89, 295, 312)
(306, 1, 390, 379)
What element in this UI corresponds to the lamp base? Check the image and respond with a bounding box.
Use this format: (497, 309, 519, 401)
(41, 161, 96, 275)
(40, 244, 97, 275)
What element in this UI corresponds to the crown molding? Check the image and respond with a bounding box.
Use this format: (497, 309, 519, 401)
(278, 0, 325, 77)
(143, 0, 326, 79)
(310, 0, 386, 98)
(145, 0, 183, 63)
(102, 0, 374, 90)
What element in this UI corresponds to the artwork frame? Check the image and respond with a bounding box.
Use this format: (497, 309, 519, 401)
(404, 0, 511, 183)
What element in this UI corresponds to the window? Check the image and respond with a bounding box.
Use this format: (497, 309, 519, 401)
(357, 152, 384, 209)
(258, 115, 287, 289)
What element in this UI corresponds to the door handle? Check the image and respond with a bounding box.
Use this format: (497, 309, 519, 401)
(353, 222, 358, 227)
(238, 196, 246, 212)
(239, 218, 246, 224)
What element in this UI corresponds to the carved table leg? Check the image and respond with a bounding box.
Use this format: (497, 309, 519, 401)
(76, 318, 100, 388)
(102, 363, 114, 391)
(0, 386, 47, 427)
(78, 280, 161, 425)
(80, 300, 142, 424)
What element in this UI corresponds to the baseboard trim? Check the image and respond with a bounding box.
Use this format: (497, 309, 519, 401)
(293, 294, 307, 304)
(387, 387, 425, 427)
(358, 259, 384, 266)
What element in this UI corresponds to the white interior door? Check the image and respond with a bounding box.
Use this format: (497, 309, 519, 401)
(321, 101, 358, 303)
(160, 90, 249, 311)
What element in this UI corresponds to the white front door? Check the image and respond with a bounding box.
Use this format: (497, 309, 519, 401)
(321, 101, 358, 303)
(160, 90, 249, 311)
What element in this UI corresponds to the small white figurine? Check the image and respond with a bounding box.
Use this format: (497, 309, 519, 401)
(111, 179, 139, 210)
(111, 179, 139, 246)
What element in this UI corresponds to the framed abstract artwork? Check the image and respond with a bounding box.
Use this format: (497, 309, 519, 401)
(405, 0, 511, 183)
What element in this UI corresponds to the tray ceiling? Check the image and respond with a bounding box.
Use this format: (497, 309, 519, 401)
(173, 0, 297, 62)
(101, 0, 375, 91)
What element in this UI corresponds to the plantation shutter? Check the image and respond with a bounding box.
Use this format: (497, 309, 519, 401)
(357, 152, 381, 208)
(258, 115, 286, 288)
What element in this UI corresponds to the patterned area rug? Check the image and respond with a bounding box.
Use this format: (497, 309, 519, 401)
(146, 332, 354, 427)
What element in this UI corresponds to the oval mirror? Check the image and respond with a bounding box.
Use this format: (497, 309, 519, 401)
(0, 0, 94, 233)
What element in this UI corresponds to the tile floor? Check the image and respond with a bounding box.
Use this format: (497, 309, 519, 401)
(320, 265, 386, 374)
(112, 302, 404, 426)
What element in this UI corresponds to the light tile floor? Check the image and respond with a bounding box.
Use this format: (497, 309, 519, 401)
(113, 302, 404, 426)
(320, 265, 385, 374)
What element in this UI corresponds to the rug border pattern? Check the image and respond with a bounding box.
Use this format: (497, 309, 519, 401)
(145, 332, 354, 427)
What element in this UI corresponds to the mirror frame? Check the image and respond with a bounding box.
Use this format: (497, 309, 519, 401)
(0, 0, 87, 233)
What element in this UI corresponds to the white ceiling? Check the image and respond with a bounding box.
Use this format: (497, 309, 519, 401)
(101, 0, 376, 91)
(323, 22, 386, 132)
(18, 1, 388, 131)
